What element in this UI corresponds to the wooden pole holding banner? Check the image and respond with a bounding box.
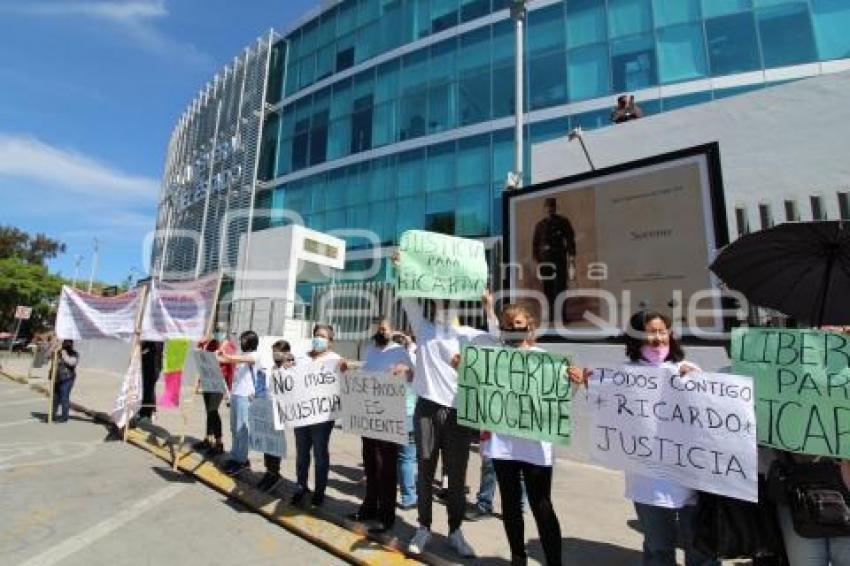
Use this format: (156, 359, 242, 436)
(173, 271, 224, 469)
(46, 348, 59, 424)
(123, 284, 150, 442)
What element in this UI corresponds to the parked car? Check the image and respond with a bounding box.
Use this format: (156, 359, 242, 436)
(0, 338, 30, 353)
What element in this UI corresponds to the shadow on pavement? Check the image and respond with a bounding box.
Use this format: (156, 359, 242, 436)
(151, 465, 196, 484)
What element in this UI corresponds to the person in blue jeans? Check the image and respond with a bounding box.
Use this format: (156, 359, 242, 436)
(52, 340, 79, 422)
(217, 330, 260, 476)
(291, 324, 346, 508)
(394, 331, 418, 510)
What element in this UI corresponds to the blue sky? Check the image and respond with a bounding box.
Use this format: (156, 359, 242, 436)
(0, 0, 317, 285)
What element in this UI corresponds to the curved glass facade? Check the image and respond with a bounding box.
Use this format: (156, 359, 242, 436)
(156, 0, 850, 281)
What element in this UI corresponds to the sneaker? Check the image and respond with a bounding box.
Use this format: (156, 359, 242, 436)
(222, 460, 249, 476)
(310, 494, 324, 508)
(193, 439, 212, 451)
(464, 506, 492, 522)
(290, 486, 310, 506)
(448, 529, 476, 558)
(407, 526, 431, 555)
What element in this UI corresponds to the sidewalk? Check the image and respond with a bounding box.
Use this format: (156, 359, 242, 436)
(9, 356, 644, 565)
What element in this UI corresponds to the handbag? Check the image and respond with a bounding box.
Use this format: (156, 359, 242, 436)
(694, 479, 786, 560)
(768, 453, 850, 538)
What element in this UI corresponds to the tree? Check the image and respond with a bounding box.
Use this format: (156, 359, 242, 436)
(0, 225, 66, 265)
(0, 258, 64, 334)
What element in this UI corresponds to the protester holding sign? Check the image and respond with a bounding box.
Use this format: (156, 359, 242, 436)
(193, 336, 233, 457)
(393, 248, 489, 559)
(290, 324, 345, 508)
(52, 340, 79, 423)
(256, 340, 293, 493)
(347, 319, 414, 534)
(480, 300, 566, 566)
(620, 311, 718, 566)
(217, 331, 260, 476)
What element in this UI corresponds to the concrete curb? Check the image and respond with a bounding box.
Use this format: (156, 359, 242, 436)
(0, 371, 430, 566)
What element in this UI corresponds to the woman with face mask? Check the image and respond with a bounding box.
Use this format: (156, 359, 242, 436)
(217, 330, 260, 476)
(622, 311, 716, 566)
(194, 330, 236, 457)
(347, 318, 414, 534)
(255, 339, 292, 493)
(290, 324, 346, 507)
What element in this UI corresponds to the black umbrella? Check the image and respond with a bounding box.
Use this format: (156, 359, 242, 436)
(709, 221, 850, 326)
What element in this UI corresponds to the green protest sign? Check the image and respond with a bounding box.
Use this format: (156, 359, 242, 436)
(457, 344, 572, 444)
(396, 230, 488, 301)
(163, 338, 191, 373)
(731, 327, 850, 459)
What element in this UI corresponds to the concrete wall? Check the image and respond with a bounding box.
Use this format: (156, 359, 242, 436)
(532, 71, 850, 233)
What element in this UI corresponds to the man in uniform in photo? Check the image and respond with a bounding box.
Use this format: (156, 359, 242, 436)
(532, 197, 576, 325)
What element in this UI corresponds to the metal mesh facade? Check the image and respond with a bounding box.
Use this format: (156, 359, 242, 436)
(151, 32, 276, 280)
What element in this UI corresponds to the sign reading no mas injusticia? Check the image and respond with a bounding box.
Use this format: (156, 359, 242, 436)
(396, 230, 488, 301)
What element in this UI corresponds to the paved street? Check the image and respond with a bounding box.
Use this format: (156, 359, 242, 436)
(0, 376, 347, 566)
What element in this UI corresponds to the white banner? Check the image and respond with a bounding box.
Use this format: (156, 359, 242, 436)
(141, 274, 218, 341)
(582, 366, 757, 502)
(270, 360, 341, 429)
(110, 348, 143, 428)
(193, 350, 228, 394)
(249, 396, 286, 458)
(55, 286, 142, 341)
(339, 370, 408, 445)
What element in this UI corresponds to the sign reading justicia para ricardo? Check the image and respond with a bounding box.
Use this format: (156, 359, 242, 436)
(395, 230, 488, 301)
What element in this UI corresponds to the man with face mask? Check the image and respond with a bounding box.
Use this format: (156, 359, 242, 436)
(347, 318, 414, 534)
(256, 339, 293, 492)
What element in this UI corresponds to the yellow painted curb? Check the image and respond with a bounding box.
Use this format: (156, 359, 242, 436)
(1, 372, 427, 566)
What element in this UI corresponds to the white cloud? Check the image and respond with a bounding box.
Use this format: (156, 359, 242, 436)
(0, 1, 210, 66)
(0, 134, 159, 202)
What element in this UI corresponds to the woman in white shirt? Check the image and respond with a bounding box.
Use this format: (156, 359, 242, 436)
(622, 311, 718, 566)
(217, 330, 260, 476)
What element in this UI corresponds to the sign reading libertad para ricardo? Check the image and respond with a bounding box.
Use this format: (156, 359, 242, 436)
(457, 345, 572, 444)
(396, 230, 488, 301)
(732, 327, 850, 459)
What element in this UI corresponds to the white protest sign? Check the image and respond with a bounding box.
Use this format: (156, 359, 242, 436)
(193, 350, 227, 393)
(111, 348, 142, 428)
(249, 396, 285, 458)
(141, 274, 218, 341)
(339, 370, 408, 445)
(270, 360, 341, 429)
(583, 366, 757, 502)
(55, 286, 142, 341)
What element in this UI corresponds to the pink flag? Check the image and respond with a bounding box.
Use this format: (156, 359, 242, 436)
(158, 371, 182, 408)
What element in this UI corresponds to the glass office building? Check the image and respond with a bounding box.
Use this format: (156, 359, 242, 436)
(154, 0, 850, 283)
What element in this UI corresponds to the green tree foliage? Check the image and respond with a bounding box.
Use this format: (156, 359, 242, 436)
(0, 258, 63, 333)
(0, 225, 66, 265)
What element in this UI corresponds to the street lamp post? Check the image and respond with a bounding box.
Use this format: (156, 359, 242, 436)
(507, 0, 527, 191)
(72, 254, 83, 289)
(87, 238, 100, 293)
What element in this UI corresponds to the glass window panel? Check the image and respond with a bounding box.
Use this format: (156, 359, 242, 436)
(401, 50, 428, 90)
(458, 71, 491, 125)
(491, 129, 513, 190)
(461, 0, 489, 22)
(662, 90, 712, 111)
(611, 34, 657, 91)
(492, 63, 516, 118)
(811, 0, 850, 60)
(705, 12, 761, 75)
(572, 108, 612, 130)
(356, 21, 380, 64)
(336, 33, 355, 71)
(566, 0, 607, 48)
(318, 11, 335, 47)
(432, 0, 459, 33)
(492, 19, 514, 67)
(458, 27, 490, 74)
(528, 50, 568, 109)
(373, 101, 397, 147)
(326, 208, 346, 232)
(325, 169, 347, 211)
(657, 24, 708, 83)
(396, 196, 425, 233)
(429, 39, 457, 83)
(426, 142, 456, 193)
(428, 82, 457, 133)
(375, 60, 400, 103)
(530, 118, 570, 146)
(316, 44, 334, 80)
(455, 185, 490, 236)
(653, 0, 701, 26)
(301, 19, 319, 53)
(337, 0, 357, 34)
(369, 156, 394, 202)
(608, 0, 653, 38)
(701, 0, 751, 18)
(351, 95, 373, 153)
(456, 135, 490, 187)
(528, 4, 565, 56)
(568, 43, 611, 100)
(358, 0, 380, 26)
(276, 136, 292, 176)
(327, 118, 351, 160)
(258, 113, 279, 181)
(399, 90, 427, 140)
(331, 78, 351, 119)
(397, 149, 425, 197)
(279, 105, 296, 138)
(299, 54, 315, 88)
(380, 0, 407, 51)
(426, 191, 456, 216)
(411, 0, 431, 38)
(309, 110, 329, 166)
(757, 3, 818, 67)
(287, 32, 301, 61)
(285, 58, 299, 96)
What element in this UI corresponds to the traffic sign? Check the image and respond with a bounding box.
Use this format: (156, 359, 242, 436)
(14, 306, 32, 320)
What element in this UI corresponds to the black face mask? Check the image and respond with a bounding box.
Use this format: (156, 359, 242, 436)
(374, 332, 390, 347)
(500, 327, 529, 347)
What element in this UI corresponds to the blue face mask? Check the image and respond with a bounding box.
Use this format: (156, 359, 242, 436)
(312, 336, 328, 353)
